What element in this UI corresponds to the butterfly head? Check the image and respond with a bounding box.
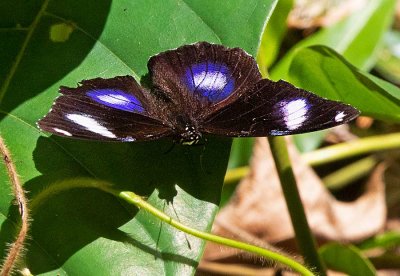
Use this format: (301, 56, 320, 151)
(178, 125, 202, 146)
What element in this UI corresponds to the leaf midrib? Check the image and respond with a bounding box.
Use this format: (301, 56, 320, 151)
(0, 0, 50, 104)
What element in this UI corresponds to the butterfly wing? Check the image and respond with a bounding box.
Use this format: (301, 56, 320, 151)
(202, 79, 360, 136)
(38, 43, 359, 143)
(38, 76, 172, 141)
(147, 42, 262, 116)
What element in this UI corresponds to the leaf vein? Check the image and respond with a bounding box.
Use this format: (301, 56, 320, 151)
(0, 0, 51, 104)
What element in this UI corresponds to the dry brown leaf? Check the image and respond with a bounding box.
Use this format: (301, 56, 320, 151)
(203, 137, 386, 262)
(288, 0, 366, 29)
(356, 116, 375, 129)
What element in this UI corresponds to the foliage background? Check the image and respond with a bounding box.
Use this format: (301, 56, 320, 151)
(1, 0, 400, 275)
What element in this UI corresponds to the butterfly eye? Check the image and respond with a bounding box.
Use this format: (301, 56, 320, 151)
(184, 62, 235, 102)
(87, 89, 144, 113)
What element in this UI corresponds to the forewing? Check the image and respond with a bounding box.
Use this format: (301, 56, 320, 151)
(203, 79, 360, 136)
(37, 76, 172, 141)
(147, 42, 262, 114)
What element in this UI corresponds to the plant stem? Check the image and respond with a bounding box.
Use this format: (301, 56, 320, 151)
(268, 136, 326, 275)
(29, 177, 314, 275)
(225, 132, 400, 184)
(109, 189, 315, 276)
(0, 136, 30, 276)
(303, 132, 400, 166)
(322, 156, 378, 190)
(223, 166, 250, 184)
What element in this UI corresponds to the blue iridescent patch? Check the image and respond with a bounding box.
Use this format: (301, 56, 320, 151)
(87, 89, 144, 113)
(184, 62, 235, 102)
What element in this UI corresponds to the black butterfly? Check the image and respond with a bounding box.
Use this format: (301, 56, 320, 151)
(37, 42, 359, 145)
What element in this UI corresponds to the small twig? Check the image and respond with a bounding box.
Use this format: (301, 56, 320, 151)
(0, 135, 30, 276)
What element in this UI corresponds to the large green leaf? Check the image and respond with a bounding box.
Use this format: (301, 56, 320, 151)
(0, 0, 274, 274)
(256, 0, 293, 75)
(271, 0, 396, 80)
(288, 46, 400, 122)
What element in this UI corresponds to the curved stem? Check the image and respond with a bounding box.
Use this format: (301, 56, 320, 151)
(268, 136, 326, 275)
(29, 177, 314, 275)
(110, 189, 315, 276)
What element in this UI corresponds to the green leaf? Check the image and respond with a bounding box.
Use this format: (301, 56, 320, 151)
(0, 0, 274, 274)
(183, 0, 277, 53)
(256, 0, 293, 75)
(288, 46, 400, 122)
(271, 0, 396, 80)
(228, 138, 255, 170)
(293, 130, 328, 153)
(375, 31, 400, 85)
(221, 138, 255, 207)
(320, 243, 376, 276)
(358, 231, 400, 251)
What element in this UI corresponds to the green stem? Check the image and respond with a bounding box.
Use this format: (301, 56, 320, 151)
(225, 132, 400, 184)
(268, 136, 326, 275)
(29, 178, 314, 274)
(303, 132, 400, 166)
(106, 188, 314, 276)
(224, 166, 249, 184)
(322, 156, 378, 190)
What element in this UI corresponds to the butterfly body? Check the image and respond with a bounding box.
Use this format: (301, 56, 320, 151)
(38, 42, 359, 143)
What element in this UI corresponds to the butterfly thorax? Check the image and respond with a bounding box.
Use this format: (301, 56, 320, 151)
(174, 115, 202, 145)
(178, 124, 202, 145)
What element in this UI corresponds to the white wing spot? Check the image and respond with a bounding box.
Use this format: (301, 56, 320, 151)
(335, 111, 345, 122)
(281, 99, 308, 130)
(97, 94, 129, 105)
(53, 128, 72, 136)
(193, 71, 227, 91)
(66, 113, 116, 138)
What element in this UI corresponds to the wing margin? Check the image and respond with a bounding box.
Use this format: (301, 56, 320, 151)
(202, 79, 360, 137)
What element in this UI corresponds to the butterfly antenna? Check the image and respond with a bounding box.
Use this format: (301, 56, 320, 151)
(170, 202, 192, 249)
(155, 201, 167, 259)
(199, 145, 206, 174)
(198, 137, 208, 174)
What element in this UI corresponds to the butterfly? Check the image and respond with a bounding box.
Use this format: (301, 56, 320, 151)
(37, 42, 359, 145)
